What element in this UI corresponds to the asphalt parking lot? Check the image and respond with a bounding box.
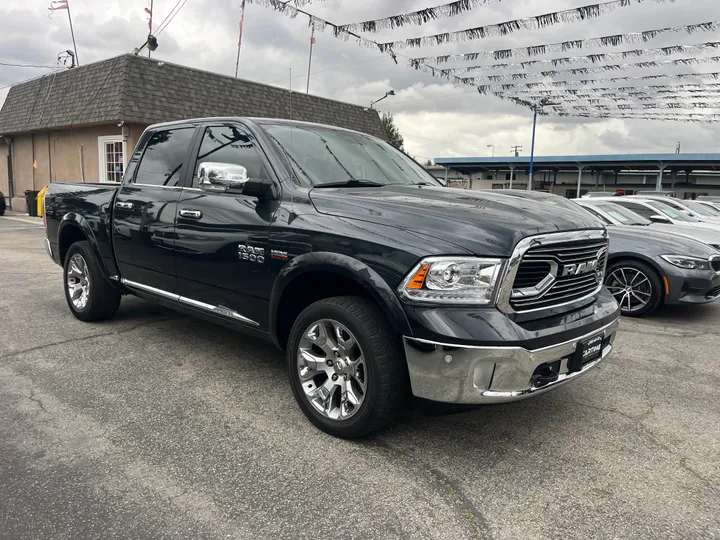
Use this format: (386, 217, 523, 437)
(1, 215, 719, 540)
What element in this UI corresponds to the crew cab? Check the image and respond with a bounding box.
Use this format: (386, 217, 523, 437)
(44, 117, 620, 438)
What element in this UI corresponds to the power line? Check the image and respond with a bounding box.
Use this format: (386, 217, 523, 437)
(0, 62, 58, 69)
(263, 55, 389, 85)
(0, 69, 65, 91)
(156, 0, 190, 35)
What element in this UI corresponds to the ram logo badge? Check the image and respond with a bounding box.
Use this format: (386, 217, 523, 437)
(561, 259, 598, 277)
(238, 245, 265, 263)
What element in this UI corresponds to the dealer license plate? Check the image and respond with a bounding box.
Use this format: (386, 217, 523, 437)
(568, 334, 604, 373)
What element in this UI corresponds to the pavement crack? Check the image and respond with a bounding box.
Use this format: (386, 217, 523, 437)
(567, 400, 720, 496)
(0, 317, 179, 362)
(28, 390, 51, 416)
(369, 438, 492, 540)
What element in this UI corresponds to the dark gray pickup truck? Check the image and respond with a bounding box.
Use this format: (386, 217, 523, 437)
(44, 117, 620, 438)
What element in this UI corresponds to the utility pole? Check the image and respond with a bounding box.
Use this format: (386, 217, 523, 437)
(510, 145, 522, 157)
(148, 0, 153, 58)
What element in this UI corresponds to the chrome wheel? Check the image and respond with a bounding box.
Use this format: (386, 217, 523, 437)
(66, 253, 91, 310)
(606, 267, 652, 314)
(297, 319, 367, 421)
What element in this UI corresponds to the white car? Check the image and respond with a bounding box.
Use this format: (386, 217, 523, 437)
(696, 200, 720, 214)
(575, 199, 720, 251)
(637, 196, 720, 225)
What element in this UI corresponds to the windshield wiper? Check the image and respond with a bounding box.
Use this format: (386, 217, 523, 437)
(313, 179, 385, 188)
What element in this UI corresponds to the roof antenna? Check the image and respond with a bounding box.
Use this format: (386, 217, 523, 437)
(58, 50, 75, 68)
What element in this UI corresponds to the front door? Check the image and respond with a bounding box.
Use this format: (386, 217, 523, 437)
(112, 125, 197, 292)
(174, 123, 279, 330)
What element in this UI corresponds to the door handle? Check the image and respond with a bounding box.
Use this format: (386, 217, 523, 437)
(179, 209, 203, 219)
(115, 201, 133, 210)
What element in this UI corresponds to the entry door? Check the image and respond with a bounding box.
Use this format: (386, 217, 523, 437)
(112, 126, 197, 292)
(174, 123, 278, 329)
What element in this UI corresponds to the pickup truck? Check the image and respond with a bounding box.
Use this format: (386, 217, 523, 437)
(44, 117, 620, 438)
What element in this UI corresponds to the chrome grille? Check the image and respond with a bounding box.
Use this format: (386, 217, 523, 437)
(510, 238, 608, 312)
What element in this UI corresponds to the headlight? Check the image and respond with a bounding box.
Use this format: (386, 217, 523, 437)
(398, 257, 504, 304)
(660, 255, 711, 271)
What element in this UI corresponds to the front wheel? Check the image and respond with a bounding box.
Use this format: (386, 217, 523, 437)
(63, 241, 121, 321)
(287, 296, 407, 438)
(605, 260, 663, 317)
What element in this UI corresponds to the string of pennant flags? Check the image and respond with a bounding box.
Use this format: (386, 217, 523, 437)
(408, 22, 719, 64)
(428, 41, 720, 73)
(373, 0, 678, 52)
(454, 56, 720, 84)
(246, 0, 720, 122)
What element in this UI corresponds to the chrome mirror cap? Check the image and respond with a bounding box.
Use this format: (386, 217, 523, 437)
(198, 162, 248, 191)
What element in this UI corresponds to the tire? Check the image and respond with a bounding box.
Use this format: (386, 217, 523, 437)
(287, 296, 408, 439)
(605, 260, 663, 317)
(63, 241, 121, 322)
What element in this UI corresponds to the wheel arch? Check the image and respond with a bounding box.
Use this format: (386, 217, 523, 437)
(57, 213, 113, 283)
(607, 252, 665, 280)
(269, 252, 412, 350)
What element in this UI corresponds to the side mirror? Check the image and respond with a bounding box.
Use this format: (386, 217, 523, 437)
(198, 162, 248, 192)
(649, 214, 671, 224)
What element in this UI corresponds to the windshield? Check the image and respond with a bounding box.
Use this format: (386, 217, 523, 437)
(261, 123, 442, 187)
(645, 200, 700, 222)
(688, 201, 720, 217)
(595, 203, 651, 225)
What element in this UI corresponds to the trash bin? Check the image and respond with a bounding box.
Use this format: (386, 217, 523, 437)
(24, 190, 40, 217)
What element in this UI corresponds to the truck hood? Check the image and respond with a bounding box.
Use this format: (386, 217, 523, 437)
(609, 225, 718, 258)
(309, 185, 605, 257)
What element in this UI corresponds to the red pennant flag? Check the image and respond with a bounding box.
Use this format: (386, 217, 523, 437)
(310, 36, 316, 44)
(144, 7, 152, 15)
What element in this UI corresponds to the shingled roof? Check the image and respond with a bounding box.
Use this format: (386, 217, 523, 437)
(0, 54, 384, 138)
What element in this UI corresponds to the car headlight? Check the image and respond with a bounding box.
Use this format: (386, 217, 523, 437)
(660, 255, 711, 271)
(398, 257, 504, 304)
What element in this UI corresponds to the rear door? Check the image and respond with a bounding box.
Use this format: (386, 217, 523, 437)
(112, 125, 197, 292)
(173, 122, 279, 329)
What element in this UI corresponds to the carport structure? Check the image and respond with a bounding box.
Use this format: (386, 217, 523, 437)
(435, 154, 720, 196)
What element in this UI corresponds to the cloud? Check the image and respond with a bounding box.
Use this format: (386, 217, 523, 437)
(2, 0, 720, 159)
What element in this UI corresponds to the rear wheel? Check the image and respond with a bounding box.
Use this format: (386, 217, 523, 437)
(287, 296, 407, 438)
(63, 241, 121, 321)
(605, 260, 663, 317)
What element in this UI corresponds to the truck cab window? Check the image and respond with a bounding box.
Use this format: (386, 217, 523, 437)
(193, 126, 269, 187)
(133, 128, 194, 187)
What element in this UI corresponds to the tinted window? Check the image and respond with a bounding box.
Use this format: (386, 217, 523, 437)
(595, 203, 650, 225)
(582, 205, 612, 225)
(262, 123, 440, 187)
(193, 126, 269, 186)
(615, 201, 656, 220)
(134, 128, 194, 186)
(645, 200, 699, 222)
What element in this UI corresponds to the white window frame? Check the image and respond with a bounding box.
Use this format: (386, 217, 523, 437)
(98, 136, 127, 183)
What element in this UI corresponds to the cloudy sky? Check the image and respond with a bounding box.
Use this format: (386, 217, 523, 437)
(2, 0, 720, 161)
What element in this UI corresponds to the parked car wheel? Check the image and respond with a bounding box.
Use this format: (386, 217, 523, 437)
(605, 260, 663, 317)
(63, 241, 121, 322)
(287, 296, 407, 439)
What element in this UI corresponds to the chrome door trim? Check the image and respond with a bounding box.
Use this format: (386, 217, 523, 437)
(121, 279, 259, 327)
(121, 279, 180, 301)
(179, 296, 260, 326)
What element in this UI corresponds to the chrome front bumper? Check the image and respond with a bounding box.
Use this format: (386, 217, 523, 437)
(403, 318, 620, 404)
